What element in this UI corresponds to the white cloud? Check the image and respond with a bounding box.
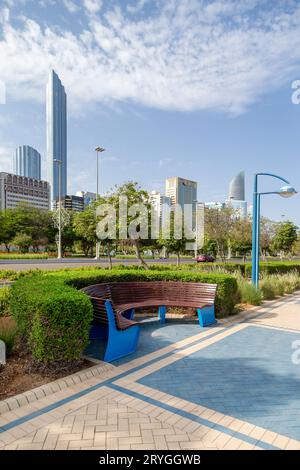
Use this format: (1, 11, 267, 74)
(63, 0, 80, 14)
(1, 1, 300, 115)
(83, 0, 102, 14)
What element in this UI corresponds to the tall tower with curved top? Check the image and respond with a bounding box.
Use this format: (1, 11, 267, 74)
(229, 171, 245, 201)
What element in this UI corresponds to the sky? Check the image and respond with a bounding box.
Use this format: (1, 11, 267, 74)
(0, 0, 300, 224)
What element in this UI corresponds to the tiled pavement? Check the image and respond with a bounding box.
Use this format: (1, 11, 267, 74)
(1, 293, 300, 450)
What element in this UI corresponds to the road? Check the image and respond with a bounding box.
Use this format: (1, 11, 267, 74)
(0, 257, 196, 271)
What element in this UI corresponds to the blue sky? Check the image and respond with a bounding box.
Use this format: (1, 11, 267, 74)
(0, 0, 300, 223)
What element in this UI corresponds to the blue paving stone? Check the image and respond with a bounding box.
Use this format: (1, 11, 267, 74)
(85, 318, 206, 365)
(139, 325, 300, 440)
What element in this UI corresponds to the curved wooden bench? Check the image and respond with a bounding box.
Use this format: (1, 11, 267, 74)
(82, 281, 217, 362)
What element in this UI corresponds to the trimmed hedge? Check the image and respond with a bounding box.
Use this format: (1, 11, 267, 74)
(54, 268, 240, 318)
(244, 262, 300, 277)
(0, 286, 10, 317)
(9, 275, 93, 364)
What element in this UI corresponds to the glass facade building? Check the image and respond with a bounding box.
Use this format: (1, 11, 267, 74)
(46, 70, 67, 205)
(14, 145, 41, 180)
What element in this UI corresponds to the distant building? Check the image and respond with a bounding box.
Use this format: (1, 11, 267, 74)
(204, 201, 226, 210)
(14, 145, 41, 180)
(0, 172, 50, 210)
(165, 177, 197, 228)
(228, 171, 245, 201)
(150, 191, 171, 228)
(54, 194, 84, 212)
(75, 191, 97, 207)
(46, 70, 67, 205)
(228, 171, 247, 218)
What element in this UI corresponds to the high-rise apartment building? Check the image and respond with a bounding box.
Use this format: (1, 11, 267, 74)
(149, 191, 171, 229)
(46, 70, 67, 205)
(14, 145, 41, 180)
(0, 172, 50, 210)
(53, 194, 84, 212)
(165, 177, 197, 228)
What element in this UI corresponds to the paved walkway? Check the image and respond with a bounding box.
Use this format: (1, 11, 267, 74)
(1, 293, 300, 450)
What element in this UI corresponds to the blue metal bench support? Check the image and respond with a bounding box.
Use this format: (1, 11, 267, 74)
(197, 305, 217, 327)
(104, 300, 140, 362)
(158, 306, 167, 324)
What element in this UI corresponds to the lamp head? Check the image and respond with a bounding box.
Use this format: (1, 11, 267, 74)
(278, 185, 297, 198)
(95, 147, 105, 153)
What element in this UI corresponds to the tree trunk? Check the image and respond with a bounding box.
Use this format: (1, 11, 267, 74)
(107, 241, 112, 270)
(132, 240, 149, 269)
(176, 253, 180, 266)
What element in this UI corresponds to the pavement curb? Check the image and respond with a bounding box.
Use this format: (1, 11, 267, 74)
(0, 361, 115, 416)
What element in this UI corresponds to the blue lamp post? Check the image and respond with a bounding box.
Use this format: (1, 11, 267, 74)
(252, 173, 297, 288)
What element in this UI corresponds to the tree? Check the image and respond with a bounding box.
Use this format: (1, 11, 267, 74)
(73, 206, 97, 257)
(103, 182, 152, 269)
(201, 237, 218, 258)
(0, 210, 17, 252)
(204, 206, 235, 262)
(272, 221, 298, 259)
(230, 217, 252, 262)
(259, 217, 276, 259)
(12, 233, 33, 253)
(158, 212, 190, 266)
(9, 203, 55, 252)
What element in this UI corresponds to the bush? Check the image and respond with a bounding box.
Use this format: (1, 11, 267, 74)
(57, 268, 240, 318)
(0, 253, 48, 260)
(0, 286, 10, 317)
(245, 262, 300, 277)
(9, 275, 93, 364)
(259, 277, 277, 300)
(9, 268, 240, 365)
(259, 272, 300, 299)
(236, 277, 262, 306)
(0, 320, 17, 356)
(281, 271, 300, 294)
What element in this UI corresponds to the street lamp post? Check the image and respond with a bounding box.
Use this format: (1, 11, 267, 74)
(252, 173, 297, 288)
(53, 159, 63, 260)
(94, 147, 106, 260)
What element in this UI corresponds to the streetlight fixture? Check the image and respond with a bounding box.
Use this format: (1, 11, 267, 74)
(252, 173, 297, 288)
(53, 159, 63, 260)
(95, 147, 106, 260)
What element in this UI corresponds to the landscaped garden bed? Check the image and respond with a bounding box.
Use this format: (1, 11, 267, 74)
(1, 264, 300, 403)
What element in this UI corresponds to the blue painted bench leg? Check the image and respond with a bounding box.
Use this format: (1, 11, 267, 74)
(197, 305, 217, 327)
(122, 308, 135, 320)
(158, 306, 167, 324)
(104, 300, 140, 362)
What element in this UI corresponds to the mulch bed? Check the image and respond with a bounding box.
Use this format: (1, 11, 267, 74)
(0, 353, 94, 401)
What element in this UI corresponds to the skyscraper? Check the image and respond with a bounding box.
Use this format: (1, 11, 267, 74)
(165, 177, 197, 228)
(228, 171, 245, 201)
(14, 145, 41, 180)
(46, 70, 67, 205)
(228, 171, 247, 218)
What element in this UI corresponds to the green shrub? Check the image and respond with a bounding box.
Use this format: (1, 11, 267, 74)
(245, 262, 300, 278)
(9, 275, 93, 364)
(0, 253, 48, 260)
(236, 277, 262, 306)
(260, 277, 277, 300)
(0, 321, 17, 356)
(57, 268, 240, 318)
(0, 286, 10, 317)
(281, 271, 300, 294)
